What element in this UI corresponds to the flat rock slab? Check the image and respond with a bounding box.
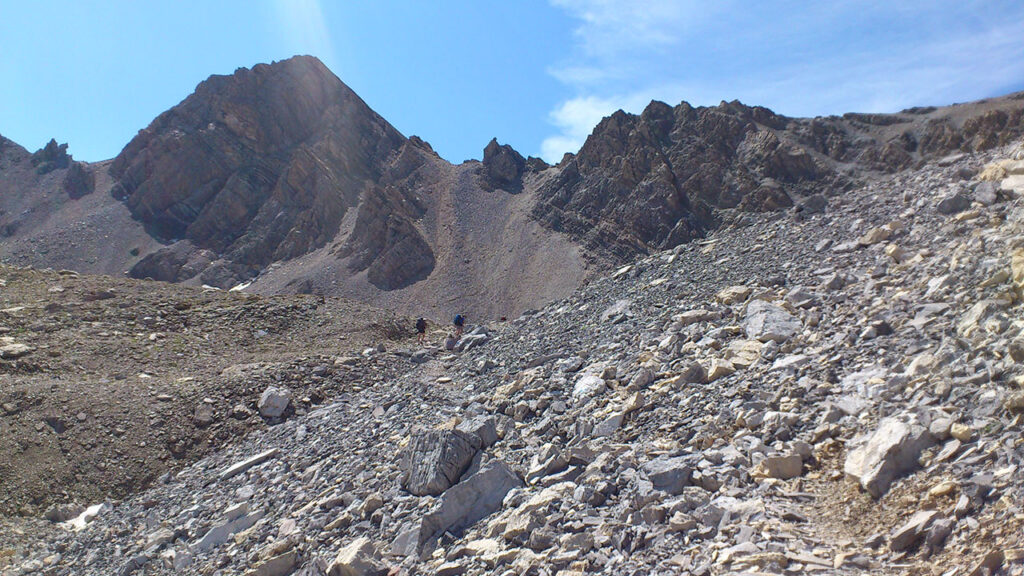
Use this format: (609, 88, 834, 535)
(890, 510, 940, 552)
(0, 342, 33, 359)
(755, 454, 803, 480)
(192, 510, 264, 553)
(418, 460, 523, 549)
(401, 429, 480, 496)
(220, 448, 281, 480)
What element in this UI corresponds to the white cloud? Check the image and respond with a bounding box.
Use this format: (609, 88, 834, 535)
(540, 92, 663, 163)
(273, 0, 334, 60)
(540, 96, 616, 162)
(540, 0, 1024, 161)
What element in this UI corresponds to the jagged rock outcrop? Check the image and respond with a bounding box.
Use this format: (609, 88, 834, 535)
(62, 161, 95, 199)
(30, 139, 71, 175)
(338, 181, 435, 291)
(532, 96, 1024, 261)
(481, 138, 526, 192)
(531, 101, 825, 259)
(110, 55, 407, 287)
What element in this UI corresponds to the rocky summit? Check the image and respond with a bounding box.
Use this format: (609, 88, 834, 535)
(4, 56, 1024, 576)
(1, 122, 1024, 575)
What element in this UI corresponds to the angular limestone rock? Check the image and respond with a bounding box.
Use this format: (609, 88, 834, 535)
(844, 417, 934, 498)
(401, 429, 480, 496)
(416, 461, 523, 551)
(743, 300, 800, 343)
(329, 538, 387, 576)
(257, 387, 291, 418)
(642, 456, 692, 495)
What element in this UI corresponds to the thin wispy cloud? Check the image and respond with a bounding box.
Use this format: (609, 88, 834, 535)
(273, 0, 334, 61)
(541, 0, 1024, 162)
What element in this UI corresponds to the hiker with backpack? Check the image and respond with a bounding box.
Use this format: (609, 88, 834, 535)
(415, 317, 427, 345)
(453, 314, 465, 338)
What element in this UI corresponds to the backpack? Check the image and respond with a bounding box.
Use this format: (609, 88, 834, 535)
(416, 318, 426, 331)
(453, 314, 464, 326)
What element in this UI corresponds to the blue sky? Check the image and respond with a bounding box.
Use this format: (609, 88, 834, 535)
(2, 1, 1023, 165)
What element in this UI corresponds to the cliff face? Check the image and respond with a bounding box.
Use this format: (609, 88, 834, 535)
(111, 55, 408, 287)
(532, 96, 1024, 259)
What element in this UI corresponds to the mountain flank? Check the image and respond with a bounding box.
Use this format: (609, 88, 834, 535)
(1, 56, 1024, 321)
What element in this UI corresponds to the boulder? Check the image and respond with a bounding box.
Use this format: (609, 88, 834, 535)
(0, 341, 33, 359)
(784, 286, 818, 309)
(572, 374, 606, 400)
(742, 300, 800, 343)
(673, 309, 719, 325)
(723, 339, 762, 368)
(642, 456, 692, 495)
(844, 417, 935, 498)
(417, 461, 523, 549)
(193, 403, 215, 427)
(716, 286, 752, 305)
(706, 358, 736, 381)
(859, 227, 892, 245)
(753, 454, 803, 480)
(44, 503, 85, 523)
(258, 387, 291, 418)
(455, 333, 489, 352)
(797, 194, 827, 214)
(456, 416, 500, 448)
(401, 429, 480, 496)
(329, 538, 387, 576)
(246, 551, 298, 576)
(936, 192, 971, 214)
(973, 181, 999, 205)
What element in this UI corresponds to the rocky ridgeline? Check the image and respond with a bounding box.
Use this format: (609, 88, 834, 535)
(6, 58, 1024, 323)
(4, 143, 1024, 575)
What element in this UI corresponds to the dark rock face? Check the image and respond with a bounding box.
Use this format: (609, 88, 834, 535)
(339, 182, 435, 291)
(110, 55, 406, 286)
(31, 139, 71, 175)
(62, 162, 95, 199)
(6, 56, 1024, 314)
(130, 241, 217, 283)
(533, 101, 809, 259)
(532, 96, 1024, 261)
(481, 138, 526, 192)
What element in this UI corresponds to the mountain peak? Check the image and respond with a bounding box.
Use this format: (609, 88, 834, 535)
(109, 56, 406, 287)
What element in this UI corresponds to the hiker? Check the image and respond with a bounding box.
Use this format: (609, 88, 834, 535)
(415, 317, 427, 345)
(453, 314, 465, 338)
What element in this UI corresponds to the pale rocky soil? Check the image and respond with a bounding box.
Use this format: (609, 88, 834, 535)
(3, 142, 1024, 575)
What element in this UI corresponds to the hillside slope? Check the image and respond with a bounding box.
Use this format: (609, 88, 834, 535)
(2, 137, 1023, 576)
